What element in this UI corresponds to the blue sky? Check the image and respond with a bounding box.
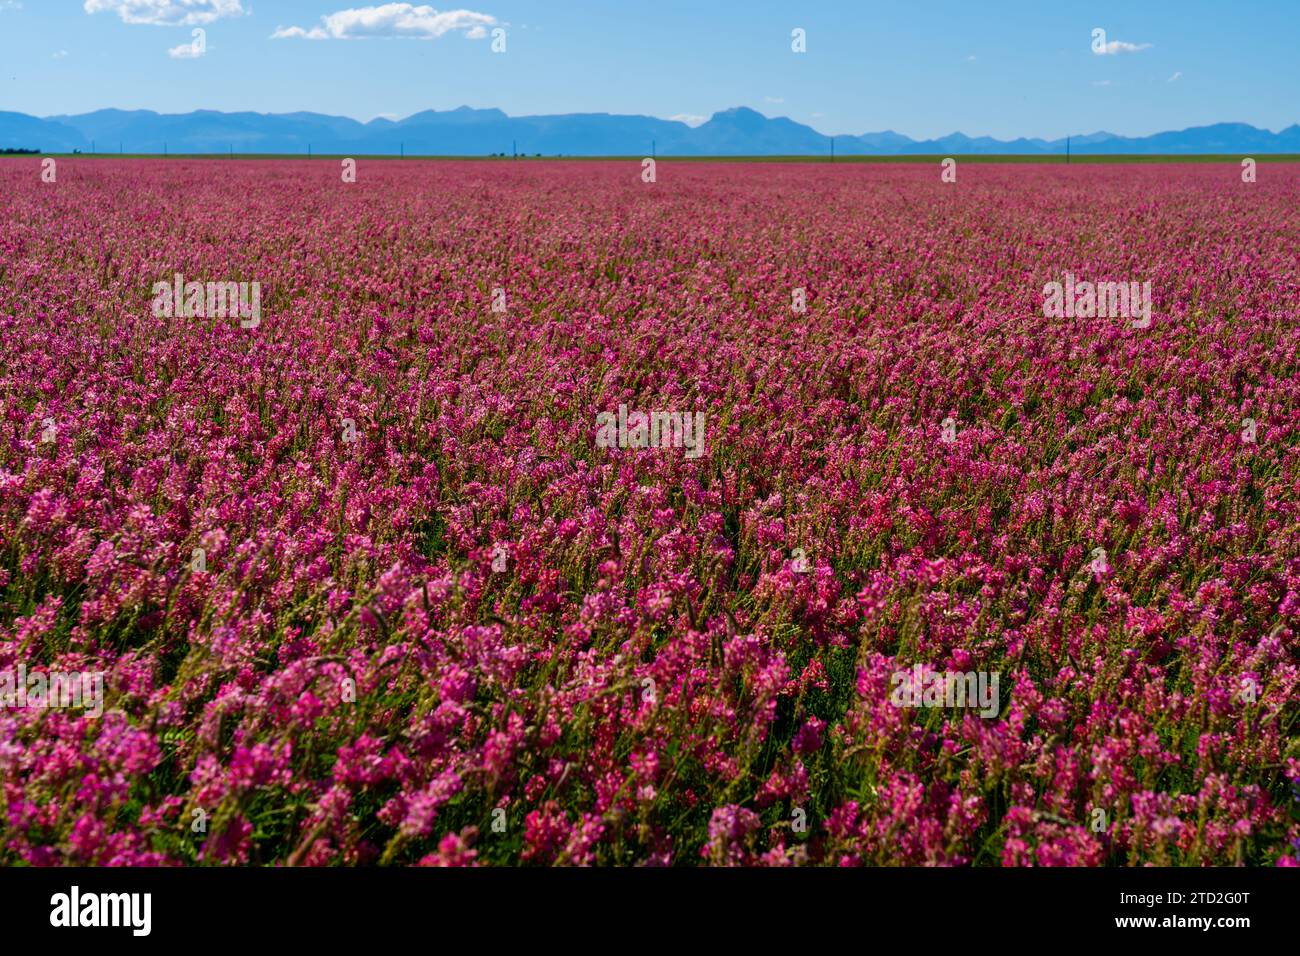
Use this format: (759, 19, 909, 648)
(1, 1, 1296, 139)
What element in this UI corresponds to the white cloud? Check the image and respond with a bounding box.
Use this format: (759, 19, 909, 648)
(168, 40, 204, 57)
(1092, 79, 1113, 87)
(52, 49, 69, 58)
(84, 0, 243, 26)
(1094, 39, 1151, 55)
(272, 4, 496, 40)
(764, 96, 784, 104)
(966, 54, 976, 62)
(669, 114, 707, 128)
(271, 25, 329, 39)
(1167, 71, 1182, 82)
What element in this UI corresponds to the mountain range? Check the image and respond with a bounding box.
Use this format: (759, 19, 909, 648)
(2, 106, 1298, 155)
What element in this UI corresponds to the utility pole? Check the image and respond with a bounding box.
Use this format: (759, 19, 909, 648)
(401, 142, 404, 159)
(652, 139, 656, 159)
(512, 139, 516, 160)
(92, 140, 95, 154)
(308, 143, 312, 159)
(1066, 135, 1070, 164)
(830, 136, 834, 163)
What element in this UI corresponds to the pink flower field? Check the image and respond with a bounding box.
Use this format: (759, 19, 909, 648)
(1, 157, 1298, 867)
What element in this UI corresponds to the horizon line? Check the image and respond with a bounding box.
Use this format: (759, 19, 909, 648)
(13, 105, 1299, 143)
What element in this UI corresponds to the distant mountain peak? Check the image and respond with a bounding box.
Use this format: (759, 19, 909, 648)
(704, 107, 777, 130)
(3, 107, 1297, 156)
